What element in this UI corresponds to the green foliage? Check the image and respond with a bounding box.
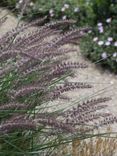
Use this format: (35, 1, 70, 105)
(0, 0, 95, 26)
(80, 0, 117, 73)
(90, 0, 117, 23)
(0, 0, 16, 8)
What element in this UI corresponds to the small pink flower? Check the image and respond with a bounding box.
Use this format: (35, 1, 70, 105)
(101, 52, 107, 59)
(107, 37, 113, 42)
(98, 26, 104, 33)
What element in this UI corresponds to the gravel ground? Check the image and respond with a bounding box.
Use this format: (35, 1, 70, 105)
(1, 8, 117, 154)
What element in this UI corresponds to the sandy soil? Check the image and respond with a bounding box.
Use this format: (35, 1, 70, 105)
(0, 7, 117, 133)
(0, 8, 18, 35)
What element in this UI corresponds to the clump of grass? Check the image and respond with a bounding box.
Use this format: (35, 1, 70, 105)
(58, 128, 117, 156)
(0, 12, 117, 155)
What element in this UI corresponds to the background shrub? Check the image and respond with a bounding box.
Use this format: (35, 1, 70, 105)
(80, 0, 117, 73)
(0, 0, 94, 26)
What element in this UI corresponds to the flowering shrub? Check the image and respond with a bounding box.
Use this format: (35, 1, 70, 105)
(0, 0, 94, 26)
(80, 1, 117, 73)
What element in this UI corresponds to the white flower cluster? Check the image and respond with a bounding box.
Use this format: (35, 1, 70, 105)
(61, 4, 80, 20)
(92, 18, 117, 60)
(22, 2, 80, 20)
(61, 3, 70, 20)
(16, 0, 34, 9)
(93, 37, 117, 48)
(105, 37, 113, 46)
(97, 18, 112, 34)
(61, 3, 80, 13)
(93, 18, 117, 47)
